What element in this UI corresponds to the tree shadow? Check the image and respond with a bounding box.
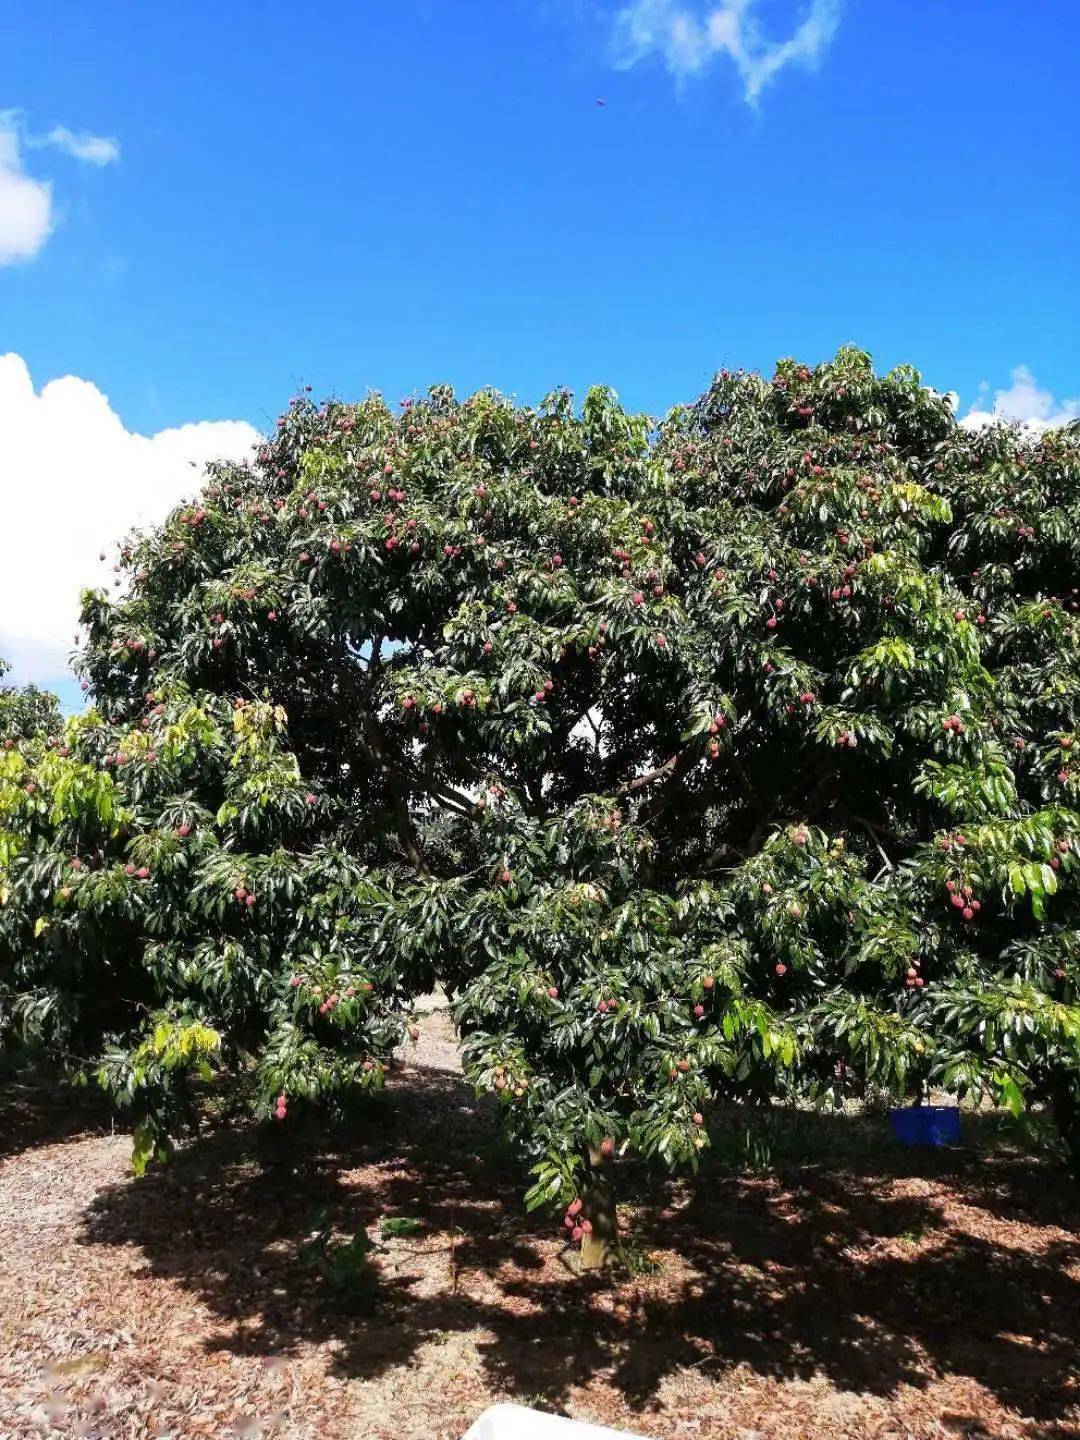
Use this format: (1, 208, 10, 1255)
(586, 1167, 1078, 1417)
(0, 1066, 116, 1160)
(77, 1063, 1080, 1426)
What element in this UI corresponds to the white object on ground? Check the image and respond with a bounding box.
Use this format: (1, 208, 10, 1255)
(462, 1404, 656, 1440)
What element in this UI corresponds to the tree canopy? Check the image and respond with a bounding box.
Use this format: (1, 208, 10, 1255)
(2, 346, 1078, 1246)
(0, 661, 61, 743)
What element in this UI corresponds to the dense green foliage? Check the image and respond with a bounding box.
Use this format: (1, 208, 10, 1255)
(2, 347, 1078, 1228)
(0, 659, 61, 743)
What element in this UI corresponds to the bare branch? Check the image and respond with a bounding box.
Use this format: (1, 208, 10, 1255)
(616, 751, 681, 796)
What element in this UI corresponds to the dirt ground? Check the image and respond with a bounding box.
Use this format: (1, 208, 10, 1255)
(1, 1008, 1078, 1440)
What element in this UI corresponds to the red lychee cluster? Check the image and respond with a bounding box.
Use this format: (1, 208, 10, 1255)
(560, 1195, 594, 1245)
(945, 878, 981, 922)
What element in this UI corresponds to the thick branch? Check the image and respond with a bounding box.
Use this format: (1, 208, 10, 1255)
(420, 776, 478, 818)
(356, 706, 432, 878)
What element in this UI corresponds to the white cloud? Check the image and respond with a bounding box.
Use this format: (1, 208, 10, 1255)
(0, 124, 52, 263)
(961, 365, 1080, 435)
(0, 353, 260, 685)
(30, 125, 121, 167)
(610, 0, 842, 100)
(0, 111, 119, 265)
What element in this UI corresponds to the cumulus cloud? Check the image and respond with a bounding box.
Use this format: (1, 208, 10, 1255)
(0, 123, 52, 264)
(962, 365, 1080, 435)
(0, 111, 119, 265)
(610, 0, 843, 100)
(0, 353, 260, 685)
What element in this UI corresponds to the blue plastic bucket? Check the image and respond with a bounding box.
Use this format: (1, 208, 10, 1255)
(889, 1105, 960, 1147)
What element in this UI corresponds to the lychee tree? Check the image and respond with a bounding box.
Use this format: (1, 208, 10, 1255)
(2, 347, 1078, 1259)
(0, 685, 422, 1168)
(0, 659, 61, 742)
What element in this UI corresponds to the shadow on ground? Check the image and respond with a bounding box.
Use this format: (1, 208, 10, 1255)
(0, 1068, 116, 1160)
(74, 1064, 1079, 1426)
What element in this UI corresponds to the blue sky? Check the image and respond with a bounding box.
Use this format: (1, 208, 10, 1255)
(1, 0, 1078, 702)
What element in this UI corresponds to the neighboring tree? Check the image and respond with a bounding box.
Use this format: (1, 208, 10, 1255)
(0, 659, 62, 742)
(1, 349, 1077, 1262)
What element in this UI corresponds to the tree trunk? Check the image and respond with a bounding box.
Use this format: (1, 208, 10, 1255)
(1050, 1072, 1080, 1177)
(579, 1146, 618, 1270)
